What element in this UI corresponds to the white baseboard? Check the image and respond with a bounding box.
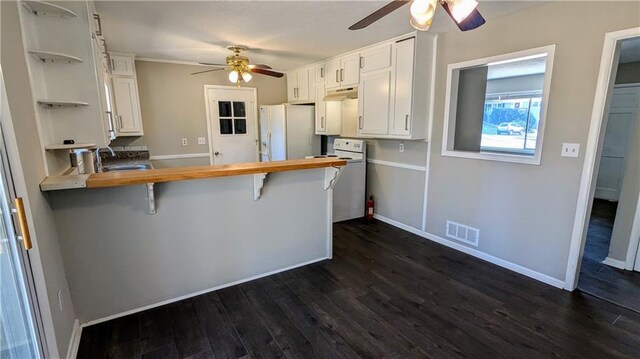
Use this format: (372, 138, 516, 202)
(373, 213, 565, 289)
(81, 256, 328, 328)
(602, 257, 626, 269)
(66, 319, 81, 359)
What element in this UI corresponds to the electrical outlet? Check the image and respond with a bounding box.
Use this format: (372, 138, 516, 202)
(197, 137, 206, 145)
(561, 143, 580, 158)
(57, 289, 63, 312)
(181, 138, 188, 146)
(399, 141, 405, 153)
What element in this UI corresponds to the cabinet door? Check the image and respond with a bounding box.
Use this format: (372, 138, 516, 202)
(315, 83, 326, 134)
(110, 54, 135, 76)
(287, 71, 297, 101)
(314, 64, 326, 83)
(297, 68, 310, 101)
(358, 71, 391, 136)
(390, 38, 415, 136)
(360, 44, 392, 74)
(112, 77, 143, 135)
(325, 59, 341, 89)
(340, 53, 361, 87)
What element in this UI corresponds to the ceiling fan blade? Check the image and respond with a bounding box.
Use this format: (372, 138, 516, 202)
(349, 0, 410, 30)
(198, 62, 227, 67)
(191, 68, 225, 75)
(249, 64, 272, 70)
(250, 68, 284, 78)
(441, 3, 486, 31)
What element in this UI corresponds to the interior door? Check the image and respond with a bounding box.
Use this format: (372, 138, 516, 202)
(0, 72, 42, 357)
(595, 86, 640, 200)
(207, 87, 259, 164)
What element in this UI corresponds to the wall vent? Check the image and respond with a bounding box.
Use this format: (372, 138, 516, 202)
(446, 220, 479, 247)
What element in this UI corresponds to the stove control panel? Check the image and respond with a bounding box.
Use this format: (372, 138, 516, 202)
(333, 138, 365, 153)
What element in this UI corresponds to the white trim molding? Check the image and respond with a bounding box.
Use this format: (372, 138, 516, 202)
(149, 153, 211, 161)
(624, 189, 640, 270)
(602, 257, 626, 270)
(373, 213, 565, 289)
(565, 26, 640, 290)
(367, 159, 426, 172)
(65, 319, 81, 359)
(136, 57, 211, 67)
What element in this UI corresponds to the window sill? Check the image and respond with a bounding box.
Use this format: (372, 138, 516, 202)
(440, 149, 542, 165)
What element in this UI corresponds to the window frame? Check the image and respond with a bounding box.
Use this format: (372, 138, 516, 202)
(441, 45, 556, 165)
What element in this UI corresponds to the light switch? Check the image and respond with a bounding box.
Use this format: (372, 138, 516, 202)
(561, 143, 580, 158)
(198, 137, 206, 145)
(181, 138, 188, 146)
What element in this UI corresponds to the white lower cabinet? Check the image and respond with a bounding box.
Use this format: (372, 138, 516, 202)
(112, 77, 144, 136)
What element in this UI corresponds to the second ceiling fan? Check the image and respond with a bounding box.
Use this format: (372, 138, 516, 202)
(349, 0, 485, 32)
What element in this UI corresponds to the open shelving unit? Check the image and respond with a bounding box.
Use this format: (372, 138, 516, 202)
(22, 1, 77, 18)
(44, 143, 96, 151)
(37, 100, 90, 108)
(28, 50, 83, 64)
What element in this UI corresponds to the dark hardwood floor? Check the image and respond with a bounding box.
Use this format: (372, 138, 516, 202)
(578, 199, 640, 313)
(78, 219, 640, 359)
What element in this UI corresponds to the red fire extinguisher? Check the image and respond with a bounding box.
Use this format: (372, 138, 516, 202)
(366, 195, 375, 220)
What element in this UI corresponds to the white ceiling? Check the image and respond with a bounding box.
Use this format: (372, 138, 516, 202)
(96, 1, 542, 71)
(619, 37, 640, 64)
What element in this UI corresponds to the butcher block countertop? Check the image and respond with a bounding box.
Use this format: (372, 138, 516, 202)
(40, 158, 347, 191)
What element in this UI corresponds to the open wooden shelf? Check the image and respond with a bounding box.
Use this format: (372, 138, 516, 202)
(29, 50, 83, 64)
(44, 143, 96, 151)
(37, 100, 89, 108)
(22, 1, 77, 18)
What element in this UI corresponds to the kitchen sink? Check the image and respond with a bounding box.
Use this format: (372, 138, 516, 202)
(101, 164, 152, 172)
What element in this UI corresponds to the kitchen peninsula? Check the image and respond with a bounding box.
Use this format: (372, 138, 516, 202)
(44, 158, 346, 323)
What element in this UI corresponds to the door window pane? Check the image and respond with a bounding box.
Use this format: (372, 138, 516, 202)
(234, 118, 247, 134)
(233, 102, 246, 117)
(218, 101, 232, 117)
(219, 118, 233, 134)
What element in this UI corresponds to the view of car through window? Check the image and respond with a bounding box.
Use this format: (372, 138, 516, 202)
(479, 55, 547, 156)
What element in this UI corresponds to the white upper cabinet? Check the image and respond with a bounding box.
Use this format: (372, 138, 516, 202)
(287, 66, 315, 103)
(360, 44, 392, 74)
(112, 77, 143, 135)
(358, 71, 391, 136)
(110, 53, 135, 76)
(314, 64, 326, 83)
(326, 54, 360, 89)
(390, 38, 415, 136)
(109, 52, 144, 136)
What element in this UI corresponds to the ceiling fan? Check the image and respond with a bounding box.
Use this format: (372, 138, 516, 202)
(191, 46, 284, 85)
(349, 0, 485, 32)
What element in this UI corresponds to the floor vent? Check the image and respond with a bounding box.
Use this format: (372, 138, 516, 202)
(446, 220, 479, 246)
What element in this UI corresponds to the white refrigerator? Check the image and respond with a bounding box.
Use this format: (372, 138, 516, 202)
(260, 104, 319, 161)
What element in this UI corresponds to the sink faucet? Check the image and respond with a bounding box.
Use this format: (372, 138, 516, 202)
(95, 146, 116, 172)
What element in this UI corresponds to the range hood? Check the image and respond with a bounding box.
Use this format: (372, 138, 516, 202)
(324, 86, 358, 101)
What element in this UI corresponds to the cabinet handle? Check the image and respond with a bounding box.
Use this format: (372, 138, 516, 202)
(322, 116, 325, 129)
(360, 57, 364, 69)
(336, 70, 339, 83)
(93, 14, 102, 36)
(405, 114, 409, 130)
(340, 69, 344, 82)
(118, 115, 123, 129)
(320, 67, 324, 78)
(110, 58, 115, 72)
(12, 198, 32, 251)
(359, 116, 363, 129)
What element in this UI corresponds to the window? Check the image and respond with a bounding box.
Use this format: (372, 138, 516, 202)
(218, 101, 247, 135)
(442, 45, 555, 165)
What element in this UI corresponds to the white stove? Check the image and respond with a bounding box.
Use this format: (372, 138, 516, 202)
(308, 138, 366, 222)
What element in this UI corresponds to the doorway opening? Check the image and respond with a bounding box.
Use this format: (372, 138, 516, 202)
(573, 34, 640, 312)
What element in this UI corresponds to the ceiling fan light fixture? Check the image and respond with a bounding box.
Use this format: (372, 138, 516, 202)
(241, 71, 252, 83)
(409, 0, 437, 31)
(228, 70, 239, 83)
(446, 0, 478, 23)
